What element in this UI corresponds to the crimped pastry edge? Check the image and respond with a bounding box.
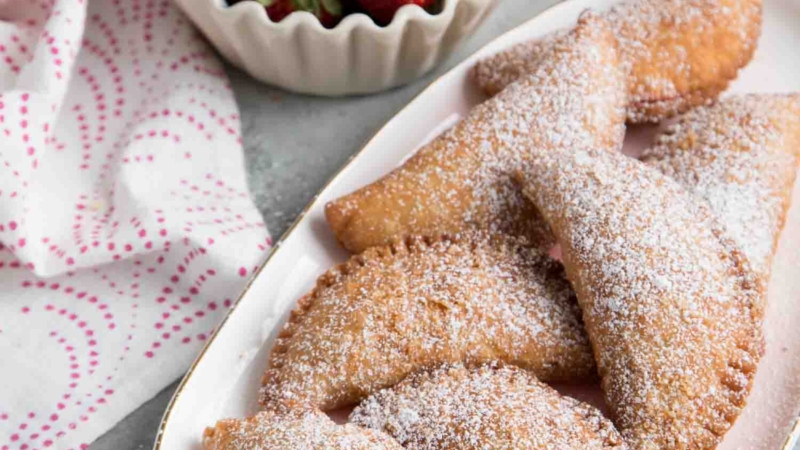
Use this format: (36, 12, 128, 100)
(258, 232, 567, 408)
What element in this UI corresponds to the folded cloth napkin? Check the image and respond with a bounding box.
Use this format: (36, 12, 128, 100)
(0, 0, 270, 448)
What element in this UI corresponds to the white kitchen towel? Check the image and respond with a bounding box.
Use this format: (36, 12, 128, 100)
(0, 0, 271, 448)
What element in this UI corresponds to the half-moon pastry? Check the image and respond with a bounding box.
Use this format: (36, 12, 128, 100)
(472, 0, 762, 123)
(351, 363, 627, 450)
(642, 94, 800, 279)
(260, 234, 595, 411)
(202, 409, 403, 450)
(325, 13, 626, 253)
(516, 146, 765, 449)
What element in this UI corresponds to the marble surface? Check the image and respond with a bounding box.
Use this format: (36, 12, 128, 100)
(89, 0, 560, 448)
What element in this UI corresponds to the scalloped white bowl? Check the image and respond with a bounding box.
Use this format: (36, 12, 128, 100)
(174, 0, 500, 95)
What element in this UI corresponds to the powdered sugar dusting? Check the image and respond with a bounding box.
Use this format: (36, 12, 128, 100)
(202, 409, 402, 449)
(642, 94, 800, 279)
(325, 14, 626, 253)
(351, 364, 626, 449)
(517, 146, 765, 449)
(260, 233, 594, 412)
(472, 0, 762, 123)
(470, 31, 564, 98)
(720, 178, 800, 450)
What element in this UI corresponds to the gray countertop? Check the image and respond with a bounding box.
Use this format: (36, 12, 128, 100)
(89, 0, 560, 448)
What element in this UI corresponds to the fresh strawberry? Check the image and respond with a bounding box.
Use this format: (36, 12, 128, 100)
(357, 0, 436, 25)
(255, 0, 344, 28)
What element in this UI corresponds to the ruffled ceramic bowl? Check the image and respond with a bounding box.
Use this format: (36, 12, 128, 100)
(175, 0, 500, 95)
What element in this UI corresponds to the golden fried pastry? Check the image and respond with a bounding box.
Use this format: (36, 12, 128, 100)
(202, 409, 402, 450)
(642, 94, 800, 279)
(516, 146, 765, 449)
(260, 234, 595, 411)
(325, 13, 626, 253)
(472, 0, 763, 123)
(351, 363, 627, 450)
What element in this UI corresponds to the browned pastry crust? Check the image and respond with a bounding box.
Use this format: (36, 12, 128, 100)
(472, 0, 763, 123)
(516, 146, 765, 449)
(642, 94, 800, 279)
(472, 32, 563, 98)
(202, 409, 403, 450)
(325, 13, 626, 254)
(260, 233, 595, 411)
(351, 363, 627, 450)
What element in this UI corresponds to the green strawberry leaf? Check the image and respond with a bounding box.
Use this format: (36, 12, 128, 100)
(293, 0, 313, 11)
(255, 0, 277, 6)
(294, 0, 327, 16)
(320, 0, 342, 16)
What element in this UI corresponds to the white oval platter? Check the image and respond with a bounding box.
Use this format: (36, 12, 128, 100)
(155, 0, 800, 448)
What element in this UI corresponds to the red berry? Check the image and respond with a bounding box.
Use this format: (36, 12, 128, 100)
(254, 0, 344, 27)
(265, 0, 296, 22)
(358, 0, 435, 25)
